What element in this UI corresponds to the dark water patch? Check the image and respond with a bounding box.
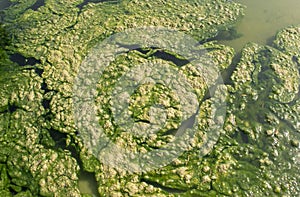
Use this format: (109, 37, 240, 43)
(48, 129, 83, 169)
(41, 81, 51, 93)
(34, 67, 43, 77)
(215, 26, 243, 41)
(8, 103, 17, 113)
(48, 129, 68, 149)
(9, 187, 18, 195)
(221, 51, 242, 85)
(231, 129, 250, 145)
(9, 53, 41, 66)
(41, 98, 50, 109)
(30, 0, 45, 11)
(118, 46, 191, 66)
(163, 128, 178, 136)
(135, 47, 157, 54)
(240, 130, 249, 143)
(151, 50, 190, 67)
(135, 47, 190, 67)
(292, 56, 299, 65)
(48, 129, 80, 165)
(135, 119, 151, 124)
(0, 0, 12, 11)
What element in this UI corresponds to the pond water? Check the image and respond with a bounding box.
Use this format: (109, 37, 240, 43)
(78, 171, 100, 197)
(220, 0, 300, 52)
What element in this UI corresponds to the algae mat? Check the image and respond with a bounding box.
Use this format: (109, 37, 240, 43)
(0, 0, 299, 196)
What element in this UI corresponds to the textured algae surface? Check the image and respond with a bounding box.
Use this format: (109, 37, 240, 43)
(0, 0, 299, 196)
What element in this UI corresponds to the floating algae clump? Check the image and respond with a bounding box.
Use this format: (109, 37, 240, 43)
(0, 0, 299, 196)
(274, 26, 300, 59)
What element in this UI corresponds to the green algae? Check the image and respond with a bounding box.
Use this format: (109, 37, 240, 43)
(0, 0, 299, 196)
(223, 42, 300, 196)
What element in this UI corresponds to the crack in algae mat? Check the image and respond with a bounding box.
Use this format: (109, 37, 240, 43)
(0, 0, 299, 196)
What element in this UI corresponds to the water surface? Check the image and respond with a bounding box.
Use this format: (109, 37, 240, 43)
(220, 0, 300, 51)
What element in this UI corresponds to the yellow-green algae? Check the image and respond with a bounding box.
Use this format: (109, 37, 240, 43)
(0, 0, 299, 196)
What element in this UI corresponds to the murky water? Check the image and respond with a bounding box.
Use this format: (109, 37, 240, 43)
(220, 0, 300, 52)
(0, 0, 11, 10)
(78, 171, 100, 197)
